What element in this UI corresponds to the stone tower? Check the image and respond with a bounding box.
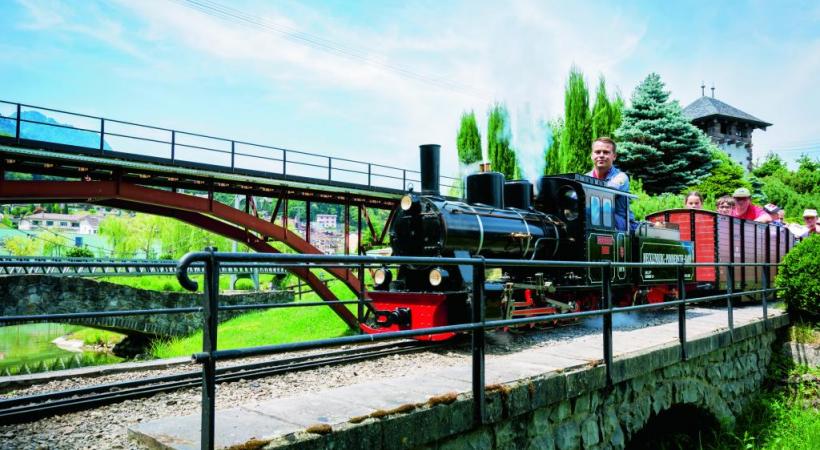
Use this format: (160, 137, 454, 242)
(683, 86, 772, 171)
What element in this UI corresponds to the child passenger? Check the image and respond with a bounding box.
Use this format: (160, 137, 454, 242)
(684, 191, 704, 209)
(716, 196, 734, 215)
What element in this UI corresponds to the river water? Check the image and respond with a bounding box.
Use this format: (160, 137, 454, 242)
(0, 323, 122, 374)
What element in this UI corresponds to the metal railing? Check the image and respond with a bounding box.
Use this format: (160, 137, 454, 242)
(0, 100, 461, 195)
(0, 256, 285, 277)
(175, 251, 782, 450)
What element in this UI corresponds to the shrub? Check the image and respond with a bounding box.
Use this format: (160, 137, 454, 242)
(66, 246, 95, 258)
(234, 278, 256, 291)
(777, 234, 820, 319)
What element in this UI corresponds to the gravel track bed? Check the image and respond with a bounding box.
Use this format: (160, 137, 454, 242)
(0, 308, 694, 450)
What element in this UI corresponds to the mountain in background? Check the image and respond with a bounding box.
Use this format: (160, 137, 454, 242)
(0, 110, 112, 150)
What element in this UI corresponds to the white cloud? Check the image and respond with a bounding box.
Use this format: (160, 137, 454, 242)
(13, 0, 647, 176)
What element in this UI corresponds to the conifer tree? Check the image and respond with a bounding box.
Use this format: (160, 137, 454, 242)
(591, 77, 612, 139)
(591, 77, 624, 139)
(487, 103, 518, 180)
(456, 111, 482, 166)
(559, 68, 592, 174)
(615, 73, 714, 194)
(545, 118, 564, 175)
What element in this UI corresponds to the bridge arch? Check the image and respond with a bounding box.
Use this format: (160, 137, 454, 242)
(0, 180, 363, 327)
(624, 398, 724, 450)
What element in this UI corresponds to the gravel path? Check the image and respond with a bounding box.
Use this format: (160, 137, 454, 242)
(0, 308, 694, 450)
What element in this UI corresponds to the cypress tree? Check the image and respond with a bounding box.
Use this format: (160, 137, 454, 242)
(545, 118, 564, 175)
(559, 68, 592, 174)
(487, 103, 518, 180)
(456, 111, 482, 166)
(615, 73, 714, 194)
(591, 76, 612, 139)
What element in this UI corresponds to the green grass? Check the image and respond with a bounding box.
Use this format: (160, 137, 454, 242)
(66, 327, 126, 346)
(150, 271, 364, 358)
(150, 299, 355, 357)
(789, 322, 820, 345)
(98, 274, 282, 293)
(725, 364, 820, 450)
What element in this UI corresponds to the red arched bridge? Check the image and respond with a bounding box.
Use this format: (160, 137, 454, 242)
(0, 100, 460, 328)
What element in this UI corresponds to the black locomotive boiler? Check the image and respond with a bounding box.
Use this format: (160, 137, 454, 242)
(359, 144, 793, 340)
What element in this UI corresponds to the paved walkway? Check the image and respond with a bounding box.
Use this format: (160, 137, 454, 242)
(129, 306, 785, 450)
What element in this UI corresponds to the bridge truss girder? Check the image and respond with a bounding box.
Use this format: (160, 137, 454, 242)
(0, 179, 401, 329)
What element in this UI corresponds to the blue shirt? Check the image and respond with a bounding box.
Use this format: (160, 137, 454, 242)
(588, 166, 633, 231)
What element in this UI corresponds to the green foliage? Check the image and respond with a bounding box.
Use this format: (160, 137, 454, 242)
(753, 152, 788, 178)
(713, 362, 820, 450)
(3, 235, 41, 256)
(233, 278, 256, 290)
(67, 328, 126, 346)
(98, 215, 138, 257)
(615, 73, 714, 194)
(591, 76, 623, 140)
(487, 103, 518, 179)
(756, 155, 820, 220)
(545, 69, 621, 176)
(629, 178, 684, 220)
(777, 235, 820, 318)
(690, 149, 751, 200)
(545, 118, 564, 175)
(559, 67, 592, 174)
(42, 233, 70, 257)
(456, 111, 482, 166)
(65, 246, 95, 257)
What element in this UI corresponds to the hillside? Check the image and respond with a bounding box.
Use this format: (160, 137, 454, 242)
(0, 111, 112, 150)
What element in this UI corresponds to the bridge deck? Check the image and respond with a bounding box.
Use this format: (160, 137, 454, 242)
(129, 306, 789, 450)
(0, 144, 404, 207)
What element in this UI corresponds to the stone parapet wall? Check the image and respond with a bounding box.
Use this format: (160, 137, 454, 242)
(0, 275, 292, 337)
(264, 315, 788, 450)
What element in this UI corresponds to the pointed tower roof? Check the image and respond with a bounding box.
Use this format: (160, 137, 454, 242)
(683, 96, 772, 129)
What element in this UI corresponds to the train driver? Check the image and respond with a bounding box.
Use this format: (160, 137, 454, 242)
(731, 188, 772, 223)
(588, 137, 634, 231)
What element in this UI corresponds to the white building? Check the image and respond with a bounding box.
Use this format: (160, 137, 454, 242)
(315, 214, 337, 230)
(683, 89, 772, 171)
(18, 213, 101, 235)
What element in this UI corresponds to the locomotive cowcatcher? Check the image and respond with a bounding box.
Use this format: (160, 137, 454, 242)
(359, 145, 795, 340)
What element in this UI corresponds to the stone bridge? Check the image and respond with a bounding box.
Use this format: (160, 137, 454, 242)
(132, 306, 790, 449)
(0, 275, 292, 338)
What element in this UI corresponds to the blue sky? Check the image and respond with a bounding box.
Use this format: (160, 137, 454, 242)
(1, 0, 819, 179)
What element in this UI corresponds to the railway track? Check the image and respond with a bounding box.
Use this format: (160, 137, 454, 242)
(0, 340, 445, 425)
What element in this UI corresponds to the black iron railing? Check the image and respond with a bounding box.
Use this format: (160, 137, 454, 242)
(0, 100, 461, 195)
(175, 251, 782, 450)
(0, 256, 285, 277)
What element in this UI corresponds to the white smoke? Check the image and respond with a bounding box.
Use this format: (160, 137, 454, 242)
(510, 103, 551, 183)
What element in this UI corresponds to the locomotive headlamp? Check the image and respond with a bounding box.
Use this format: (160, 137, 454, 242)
(374, 267, 392, 288)
(429, 268, 448, 287)
(400, 195, 415, 211)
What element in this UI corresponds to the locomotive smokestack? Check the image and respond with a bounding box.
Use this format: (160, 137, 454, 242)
(419, 144, 440, 196)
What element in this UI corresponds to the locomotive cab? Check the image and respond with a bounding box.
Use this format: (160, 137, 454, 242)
(534, 174, 636, 286)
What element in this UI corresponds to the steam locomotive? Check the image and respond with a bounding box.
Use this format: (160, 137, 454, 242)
(360, 145, 796, 340)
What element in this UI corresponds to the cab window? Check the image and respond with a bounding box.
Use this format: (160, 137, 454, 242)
(602, 197, 613, 228)
(591, 196, 601, 226)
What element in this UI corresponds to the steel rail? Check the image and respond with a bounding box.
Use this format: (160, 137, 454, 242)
(0, 341, 441, 425)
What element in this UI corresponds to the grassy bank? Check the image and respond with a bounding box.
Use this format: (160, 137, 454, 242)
(668, 323, 820, 450)
(150, 276, 361, 358)
(97, 274, 282, 292)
